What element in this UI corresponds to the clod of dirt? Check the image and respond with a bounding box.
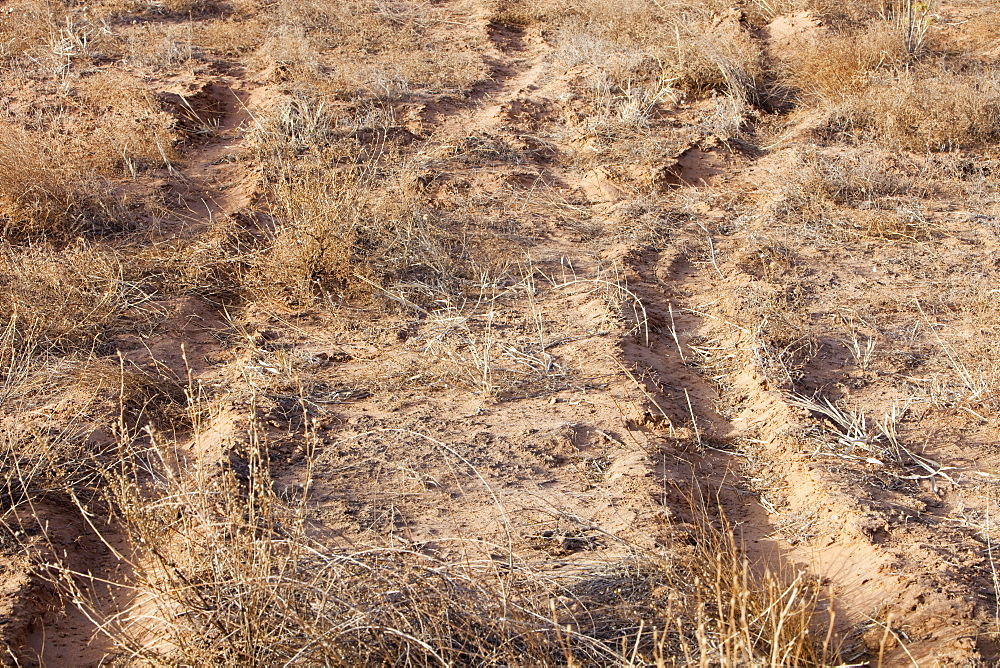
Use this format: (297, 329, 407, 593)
(763, 12, 825, 63)
(157, 80, 234, 139)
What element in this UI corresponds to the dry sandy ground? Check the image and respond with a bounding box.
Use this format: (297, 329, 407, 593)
(2, 0, 1000, 664)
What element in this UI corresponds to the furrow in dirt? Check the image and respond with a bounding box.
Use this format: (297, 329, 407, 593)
(618, 243, 992, 663)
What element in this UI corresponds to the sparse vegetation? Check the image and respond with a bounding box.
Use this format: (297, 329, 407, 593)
(39, 393, 834, 664)
(2, 0, 999, 664)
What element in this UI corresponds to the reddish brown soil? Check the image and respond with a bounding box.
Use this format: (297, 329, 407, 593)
(3, 0, 1000, 664)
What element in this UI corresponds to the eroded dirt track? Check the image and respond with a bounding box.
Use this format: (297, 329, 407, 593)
(3, 0, 1000, 664)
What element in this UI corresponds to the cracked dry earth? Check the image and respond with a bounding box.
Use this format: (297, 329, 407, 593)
(3, 0, 1000, 664)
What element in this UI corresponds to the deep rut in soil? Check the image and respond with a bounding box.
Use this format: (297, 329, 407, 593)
(617, 244, 991, 663)
(21, 70, 261, 668)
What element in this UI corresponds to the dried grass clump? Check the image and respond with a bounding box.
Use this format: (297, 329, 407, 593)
(732, 0, 890, 24)
(0, 126, 131, 241)
(142, 218, 257, 302)
(248, 159, 464, 305)
(940, 4, 1000, 56)
(0, 243, 136, 351)
(770, 147, 945, 241)
(498, 0, 764, 116)
(92, 0, 225, 18)
(489, 0, 568, 26)
(83, 452, 580, 663)
(0, 334, 182, 544)
(550, 3, 763, 162)
(0, 88, 174, 241)
(555, 2, 763, 102)
(668, 15, 766, 103)
(774, 2, 1000, 150)
(189, 18, 266, 57)
(0, 0, 66, 67)
(100, 21, 198, 67)
(252, 23, 322, 77)
(779, 20, 907, 101)
(249, 0, 484, 100)
(788, 148, 911, 206)
(838, 70, 1000, 151)
(0, 390, 104, 531)
(0, 322, 66, 523)
(75, 70, 178, 170)
(146, 0, 222, 17)
(245, 93, 343, 163)
(244, 96, 521, 305)
(662, 493, 833, 664)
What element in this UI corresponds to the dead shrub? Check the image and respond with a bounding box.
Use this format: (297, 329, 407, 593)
(775, 4, 1000, 150)
(251, 23, 322, 77)
(100, 21, 197, 67)
(151, 0, 223, 16)
(725, 0, 894, 25)
(811, 70, 1000, 150)
(255, 156, 363, 301)
(93, 0, 226, 18)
